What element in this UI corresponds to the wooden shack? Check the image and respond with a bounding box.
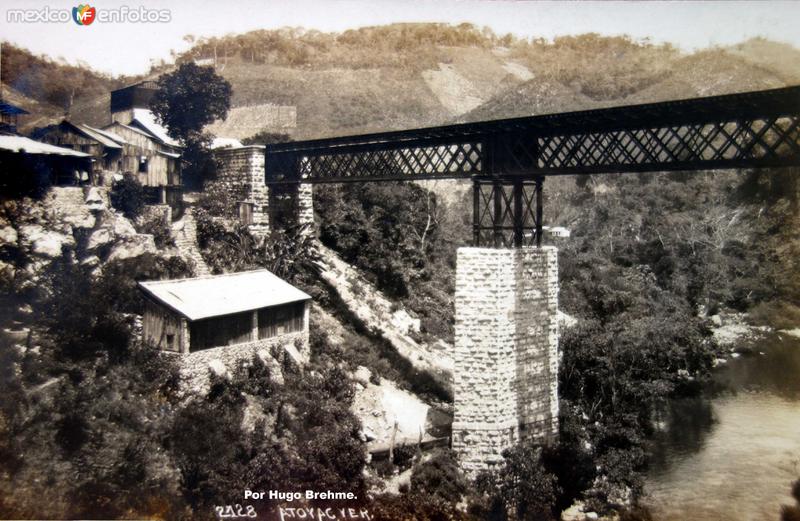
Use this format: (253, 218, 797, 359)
(138, 269, 311, 354)
(34, 120, 124, 174)
(104, 121, 181, 186)
(101, 81, 182, 188)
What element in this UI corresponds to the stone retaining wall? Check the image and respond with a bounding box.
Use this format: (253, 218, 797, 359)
(452, 246, 559, 474)
(174, 331, 308, 392)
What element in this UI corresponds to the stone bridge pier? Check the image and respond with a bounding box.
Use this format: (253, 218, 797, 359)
(265, 181, 314, 235)
(452, 246, 559, 474)
(211, 145, 315, 238)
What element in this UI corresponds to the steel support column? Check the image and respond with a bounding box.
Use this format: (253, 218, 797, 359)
(472, 176, 544, 248)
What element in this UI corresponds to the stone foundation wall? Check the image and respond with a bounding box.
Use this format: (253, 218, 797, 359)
(174, 330, 308, 392)
(210, 146, 269, 237)
(452, 246, 559, 474)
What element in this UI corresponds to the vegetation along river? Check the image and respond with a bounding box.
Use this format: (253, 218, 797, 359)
(644, 333, 800, 520)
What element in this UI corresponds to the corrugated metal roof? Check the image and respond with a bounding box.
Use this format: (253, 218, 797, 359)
(106, 121, 157, 139)
(89, 126, 128, 145)
(131, 108, 180, 147)
(0, 135, 90, 157)
(157, 149, 181, 159)
(78, 124, 123, 149)
(138, 269, 311, 321)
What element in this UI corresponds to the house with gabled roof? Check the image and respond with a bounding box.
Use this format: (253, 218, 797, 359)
(33, 120, 123, 176)
(138, 269, 311, 384)
(102, 120, 181, 187)
(103, 81, 182, 188)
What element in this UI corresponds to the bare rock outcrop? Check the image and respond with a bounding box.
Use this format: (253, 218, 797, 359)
(19, 224, 75, 259)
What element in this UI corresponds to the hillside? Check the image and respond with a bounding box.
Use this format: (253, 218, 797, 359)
(6, 26, 800, 140)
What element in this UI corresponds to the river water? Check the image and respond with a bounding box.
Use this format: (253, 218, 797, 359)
(644, 334, 800, 520)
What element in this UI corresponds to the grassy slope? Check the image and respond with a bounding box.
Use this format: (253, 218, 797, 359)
(7, 27, 800, 139)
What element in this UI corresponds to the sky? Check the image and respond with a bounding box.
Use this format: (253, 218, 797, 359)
(1, 0, 799, 77)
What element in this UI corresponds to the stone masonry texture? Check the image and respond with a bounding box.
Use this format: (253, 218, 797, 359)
(211, 147, 315, 238)
(297, 183, 314, 233)
(452, 246, 559, 474)
(173, 330, 308, 393)
(211, 146, 270, 237)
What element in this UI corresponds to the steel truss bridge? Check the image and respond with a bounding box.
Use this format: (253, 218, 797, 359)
(265, 86, 800, 248)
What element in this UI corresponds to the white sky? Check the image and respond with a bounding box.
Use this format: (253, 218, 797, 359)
(1, 0, 799, 77)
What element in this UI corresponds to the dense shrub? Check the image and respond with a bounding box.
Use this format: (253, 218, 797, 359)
(410, 449, 467, 504)
(110, 174, 146, 220)
(241, 131, 291, 145)
(137, 212, 175, 249)
(94, 253, 194, 315)
(315, 182, 460, 342)
(195, 208, 322, 285)
(472, 442, 561, 521)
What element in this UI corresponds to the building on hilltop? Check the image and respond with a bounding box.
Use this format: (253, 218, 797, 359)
(138, 269, 310, 356)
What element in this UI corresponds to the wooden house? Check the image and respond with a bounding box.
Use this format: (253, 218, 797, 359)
(138, 269, 311, 354)
(103, 121, 181, 187)
(34, 120, 124, 175)
(103, 81, 182, 188)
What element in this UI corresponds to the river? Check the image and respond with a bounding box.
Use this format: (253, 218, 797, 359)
(644, 334, 800, 521)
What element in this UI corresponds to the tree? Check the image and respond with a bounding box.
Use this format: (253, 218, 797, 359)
(150, 63, 231, 141)
(150, 63, 232, 188)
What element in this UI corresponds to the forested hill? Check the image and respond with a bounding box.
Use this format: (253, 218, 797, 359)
(4, 25, 800, 137)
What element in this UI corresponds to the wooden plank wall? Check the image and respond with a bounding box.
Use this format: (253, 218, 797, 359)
(142, 299, 184, 352)
(258, 302, 305, 339)
(104, 123, 179, 187)
(190, 311, 253, 351)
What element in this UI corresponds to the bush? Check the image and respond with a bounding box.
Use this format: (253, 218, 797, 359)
(110, 174, 146, 219)
(94, 253, 194, 315)
(373, 459, 395, 478)
(315, 182, 458, 342)
(409, 449, 466, 504)
(748, 300, 800, 330)
(472, 442, 560, 521)
(137, 213, 175, 249)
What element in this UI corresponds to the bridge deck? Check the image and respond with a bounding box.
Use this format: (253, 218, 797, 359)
(265, 86, 800, 184)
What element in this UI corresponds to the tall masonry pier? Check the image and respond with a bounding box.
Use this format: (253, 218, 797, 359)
(452, 246, 559, 473)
